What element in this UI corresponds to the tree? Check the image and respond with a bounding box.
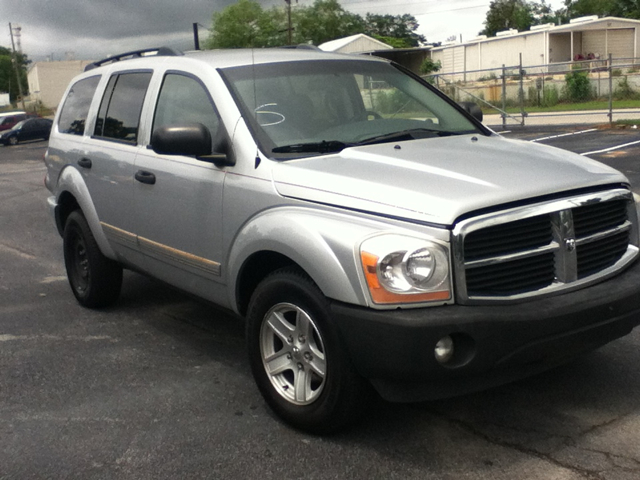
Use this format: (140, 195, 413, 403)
(292, 0, 365, 46)
(205, 0, 282, 49)
(206, 0, 427, 49)
(0, 47, 29, 103)
(563, 0, 640, 20)
(563, 0, 616, 19)
(613, 0, 640, 19)
(363, 14, 426, 47)
(481, 0, 535, 36)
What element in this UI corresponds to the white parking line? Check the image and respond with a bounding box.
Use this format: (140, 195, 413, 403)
(581, 139, 640, 156)
(532, 128, 598, 142)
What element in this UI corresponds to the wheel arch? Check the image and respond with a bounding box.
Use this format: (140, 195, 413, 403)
(235, 251, 296, 317)
(228, 208, 375, 316)
(54, 166, 117, 259)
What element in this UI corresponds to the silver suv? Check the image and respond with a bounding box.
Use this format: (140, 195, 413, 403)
(45, 46, 640, 433)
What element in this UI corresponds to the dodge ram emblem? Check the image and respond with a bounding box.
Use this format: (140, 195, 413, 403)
(565, 238, 576, 252)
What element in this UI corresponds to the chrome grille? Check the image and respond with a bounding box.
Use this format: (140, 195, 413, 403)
(577, 229, 630, 278)
(454, 190, 638, 304)
(464, 215, 551, 261)
(465, 252, 555, 295)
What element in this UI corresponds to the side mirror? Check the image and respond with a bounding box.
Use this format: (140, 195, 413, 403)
(151, 123, 212, 157)
(457, 101, 483, 123)
(151, 123, 235, 166)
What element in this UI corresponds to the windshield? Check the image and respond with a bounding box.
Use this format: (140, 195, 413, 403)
(221, 59, 481, 158)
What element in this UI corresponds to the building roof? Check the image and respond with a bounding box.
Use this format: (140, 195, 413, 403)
(431, 16, 640, 51)
(319, 34, 393, 53)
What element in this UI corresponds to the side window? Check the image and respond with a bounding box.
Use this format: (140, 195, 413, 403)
(153, 73, 219, 137)
(58, 76, 100, 135)
(94, 72, 152, 144)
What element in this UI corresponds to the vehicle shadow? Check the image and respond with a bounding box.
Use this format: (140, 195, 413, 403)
(113, 270, 248, 371)
(107, 270, 640, 462)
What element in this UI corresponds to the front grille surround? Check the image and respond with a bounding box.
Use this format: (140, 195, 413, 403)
(452, 189, 639, 304)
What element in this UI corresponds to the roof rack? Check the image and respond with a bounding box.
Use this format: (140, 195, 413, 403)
(278, 44, 321, 51)
(84, 47, 183, 72)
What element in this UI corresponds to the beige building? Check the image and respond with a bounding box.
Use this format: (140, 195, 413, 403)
(27, 60, 92, 109)
(431, 16, 640, 80)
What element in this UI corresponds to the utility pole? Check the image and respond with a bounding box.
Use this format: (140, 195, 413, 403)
(285, 0, 292, 45)
(9, 23, 26, 111)
(193, 23, 200, 50)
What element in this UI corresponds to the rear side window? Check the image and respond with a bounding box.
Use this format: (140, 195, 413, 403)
(94, 72, 152, 144)
(58, 76, 100, 135)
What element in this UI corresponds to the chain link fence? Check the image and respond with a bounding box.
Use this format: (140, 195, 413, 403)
(424, 54, 640, 127)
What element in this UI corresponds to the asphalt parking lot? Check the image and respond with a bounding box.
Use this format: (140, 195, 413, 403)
(497, 124, 640, 195)
(2, 127, 640, 480)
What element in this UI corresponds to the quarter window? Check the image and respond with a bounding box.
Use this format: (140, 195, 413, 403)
(94, 72, 152, 144)
(58, 76, 100, 135)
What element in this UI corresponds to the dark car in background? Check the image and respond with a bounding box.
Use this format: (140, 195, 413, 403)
(0, 118, 52, 146)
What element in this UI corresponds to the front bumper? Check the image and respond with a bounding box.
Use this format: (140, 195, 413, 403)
(331, 258, 640, 402)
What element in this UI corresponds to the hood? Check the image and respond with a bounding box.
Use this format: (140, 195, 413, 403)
(272, 134, 627, 226)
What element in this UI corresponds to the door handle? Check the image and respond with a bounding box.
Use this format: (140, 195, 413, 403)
(135, 170, 156, 185)
(77, 158, 92, 169)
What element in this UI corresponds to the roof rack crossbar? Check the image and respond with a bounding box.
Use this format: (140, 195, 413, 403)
(84, 47, 183, 72)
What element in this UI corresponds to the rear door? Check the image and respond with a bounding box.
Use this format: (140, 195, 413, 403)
(80, 71, 153, 265)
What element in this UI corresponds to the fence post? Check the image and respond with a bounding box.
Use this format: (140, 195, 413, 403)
(608, 53, 613, 126)
(519, 53, 525, 126)
(502, 64, 507, 129)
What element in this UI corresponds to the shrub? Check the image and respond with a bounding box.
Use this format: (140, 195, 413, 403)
(542, 85, 559, 107)
(527, 85, 538, 106)
(477, 73, 497, 82)
(614, 76, 638, 100)
(374, 89, 422, 115)
(419, 58, 442, 75)
(564, 70, 593, 102)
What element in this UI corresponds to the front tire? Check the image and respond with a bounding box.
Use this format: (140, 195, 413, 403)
(63, 210, 122, 308)
(8, 135, 18, 146)
(247, 267, 369, 434)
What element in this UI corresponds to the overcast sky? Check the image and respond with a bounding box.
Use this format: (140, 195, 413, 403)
(0, 0, 565, 62)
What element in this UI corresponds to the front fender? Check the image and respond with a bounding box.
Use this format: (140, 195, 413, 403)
(55, 165, 117, 260)
(226, 207, 390, 311)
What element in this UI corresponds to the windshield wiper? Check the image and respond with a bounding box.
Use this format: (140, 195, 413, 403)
(357, 128, 462, 146)
(272, 140, 350, 154)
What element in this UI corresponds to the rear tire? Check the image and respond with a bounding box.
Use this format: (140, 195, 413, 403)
(63, 210, 122, 308)
(246, 267, 369, 434)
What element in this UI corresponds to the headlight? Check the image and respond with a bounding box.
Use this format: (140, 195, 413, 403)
(360, 234, 451, 305)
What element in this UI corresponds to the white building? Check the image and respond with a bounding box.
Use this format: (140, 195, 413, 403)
(431, 16, 640, 80)
(319, 33, 393, 54)
(27, 60, 92, 109)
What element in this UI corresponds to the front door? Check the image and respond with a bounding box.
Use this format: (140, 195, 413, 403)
(133, 72, 226, 296)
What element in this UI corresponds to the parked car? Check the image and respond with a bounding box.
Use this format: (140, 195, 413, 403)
(44, 46, 640, 433)
(0, 117, 52, 145)
(0, 111, 32, 132)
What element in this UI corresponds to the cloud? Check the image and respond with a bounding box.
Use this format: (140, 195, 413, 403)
(3, 0, 566, 62)
(6, 0, 240, 60)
